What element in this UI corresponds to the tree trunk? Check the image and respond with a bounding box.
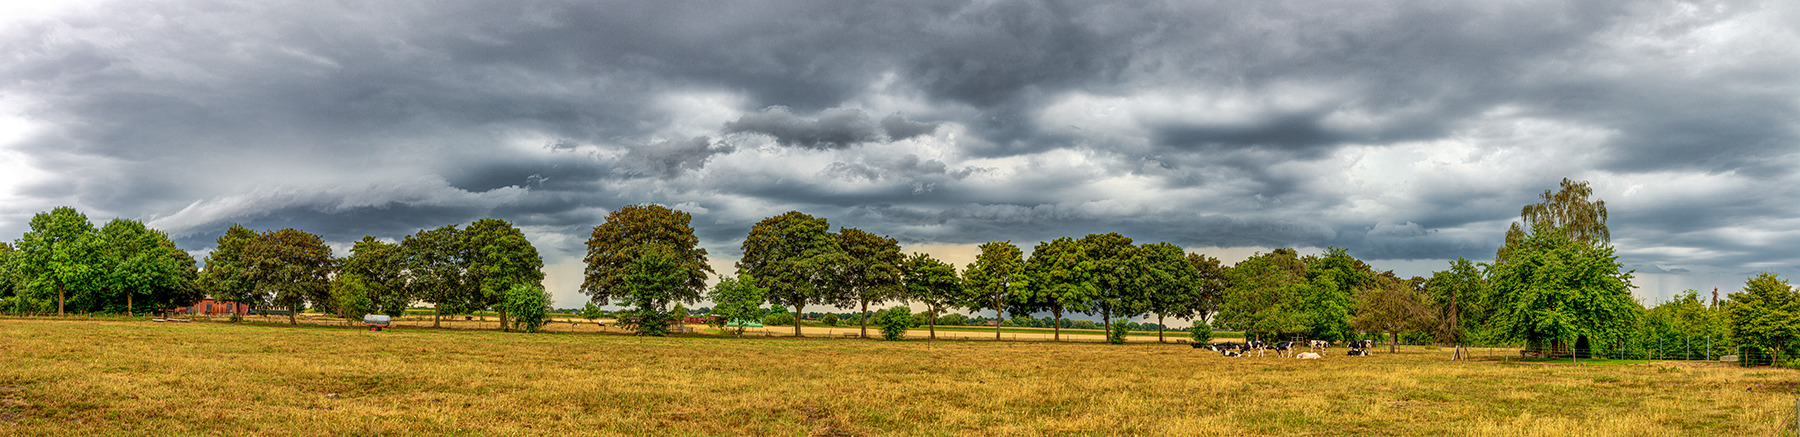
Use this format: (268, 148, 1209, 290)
(994, 303, 1003, 341)
(859, 300, 868, 339)
(500, 308, 510, 332)
(57, 283, 65, 316)
(127, 293, 133, 316)
(289, 304, 297, 325)
(1157, 314, 1165, 343)
(1052, 307, 1062, 341)
(1389, 331, 1397, 354)
(793, 304, 804, 337)
(433, 306, 441, 328)
(929, 307, 937, 340)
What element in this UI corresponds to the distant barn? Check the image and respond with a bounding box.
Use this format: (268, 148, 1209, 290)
(173, 298, 250, 316)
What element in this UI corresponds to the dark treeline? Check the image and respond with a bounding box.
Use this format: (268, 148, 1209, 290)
(4, 179, 1796, 365)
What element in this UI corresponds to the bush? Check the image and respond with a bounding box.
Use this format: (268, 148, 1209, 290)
(1071, 320, 1099, 330)
(938, 313, 968, 326)
(1108, 320, 1130, 344)
(874, 307, 917, 341)
(763, 312, 796, 327)
(821, 313, 838, 326)
(500, 285, 552, 333)
(1190, 321, 1212, 343)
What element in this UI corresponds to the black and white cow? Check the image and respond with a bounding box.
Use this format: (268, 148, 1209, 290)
(1346, 348, 1371, 356)
(1274, 341, 1296, 358)
(1221, 350, 1242, 357)
(1309, 340, 1330, 352)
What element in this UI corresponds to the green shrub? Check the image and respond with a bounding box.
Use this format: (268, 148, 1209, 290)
(500, 285, 552, 333)
(874, 307, 917, 341)
(821, 313, 839, 326)
(1108, 320, 1130, 344)
(1190, 321, 1212, 343)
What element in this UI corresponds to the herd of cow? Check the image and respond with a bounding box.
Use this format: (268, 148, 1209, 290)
(1191, 339, 1376, 359)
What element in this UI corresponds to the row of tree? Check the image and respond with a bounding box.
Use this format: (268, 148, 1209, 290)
(579, 180, 1796, 364)
(0, 208, 551, 331)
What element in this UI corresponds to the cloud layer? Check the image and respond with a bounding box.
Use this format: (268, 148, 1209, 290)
(3, 0, 1797, 305)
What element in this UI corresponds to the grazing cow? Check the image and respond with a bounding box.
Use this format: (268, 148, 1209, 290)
(1309, 340, 1330, 352)
(1245, 341, 1267, 357)
(1274, 341, 1296, 358)
(1296, 352, 1322, 360)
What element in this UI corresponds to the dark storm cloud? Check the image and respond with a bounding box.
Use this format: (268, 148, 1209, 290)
(725, 107, 881, 149)
(3, 0, 1797, 304)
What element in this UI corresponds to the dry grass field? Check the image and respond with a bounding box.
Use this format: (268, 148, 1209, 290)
(0, 318, 1794, 436)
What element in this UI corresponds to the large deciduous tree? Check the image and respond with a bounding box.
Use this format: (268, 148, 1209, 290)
(12, 207, 101, 316)
(961, 241, 1024, 341)
(1299, 247, 1372, 342)
(1353, 274, 1436, 353)
(200, 224, 261, 321)
(739, 211, 849, 337)
(837, 228, 903, 339)
(1079, 232, 1141, 331)
(1184, 253, 1227, 325)
(341, 236, 410, 317)
(1216, 249, 1309, 341)
(1134, 242, 1203, 343)
(463, 218, 545, 331)
(582, 205, 712, 307)
(1021, 237, 1095, 341)
(901, 253, 961, 340)
(402, 225, 469, 327)
(1727, 273, 1799, 364)
(1488, 222, 1638, 356)
(254, 228, 336, 325)
(94, 219, 200, 315)
(1425, 258, 1489, 355)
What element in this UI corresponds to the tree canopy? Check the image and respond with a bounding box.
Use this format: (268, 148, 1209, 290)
(1133, 242, 1203, 343)
(1424, 258, 1489, 345)
(11, 206, 101, 315)
(402, 225, 469, 327)
(708, 275, 766, 337)
(961, 241, 1024, 340)
(1021, 237, 1094, 341)
(1078, 232, 1141, 329)
(463, 218, 545, 331)
(739, 211, 849, 337)
(1488, 222, 1637, 354)
(901, 252, 961, 340)
(582, 204, 712, 306)
(1727, 273, 1798, 362)
(341, 235, 409, 317)
(1501, 178, 1609, 261)
(837, 227, 903, 338)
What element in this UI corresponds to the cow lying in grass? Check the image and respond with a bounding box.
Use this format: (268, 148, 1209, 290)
(1295, 352, 1322, 359)
(1347, 348, 1371, 356)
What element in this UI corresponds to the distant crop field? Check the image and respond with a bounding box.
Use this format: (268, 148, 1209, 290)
(0, 318, 1792, 436)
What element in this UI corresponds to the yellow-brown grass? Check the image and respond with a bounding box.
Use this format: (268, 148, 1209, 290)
(0, 318, 1792, 436)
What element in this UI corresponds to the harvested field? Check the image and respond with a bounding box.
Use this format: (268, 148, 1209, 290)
(0, 318, 1793, 436)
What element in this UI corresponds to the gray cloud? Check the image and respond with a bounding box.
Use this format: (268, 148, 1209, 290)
(2, 0, 1797, 306)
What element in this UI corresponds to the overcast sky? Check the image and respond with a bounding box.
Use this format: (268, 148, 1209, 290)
(3, 0, 1797, 310)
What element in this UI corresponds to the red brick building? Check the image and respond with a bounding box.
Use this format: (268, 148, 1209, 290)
(174, 299, 251, 315)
